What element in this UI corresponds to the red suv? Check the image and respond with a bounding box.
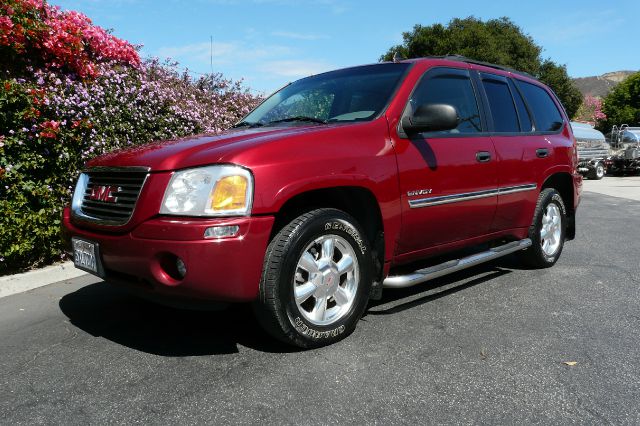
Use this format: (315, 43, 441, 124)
(63, 56, 582, 347)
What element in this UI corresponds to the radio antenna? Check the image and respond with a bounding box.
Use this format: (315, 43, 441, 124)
(210, 35, 214, 91)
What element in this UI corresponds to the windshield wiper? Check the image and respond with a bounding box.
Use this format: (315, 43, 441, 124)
(232, 121, 263, 129)
(266, 116, 328, 125)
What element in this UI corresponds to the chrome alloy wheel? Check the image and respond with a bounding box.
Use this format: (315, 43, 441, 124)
(540, 203, 562, 257)
(293, 234, 359, 326)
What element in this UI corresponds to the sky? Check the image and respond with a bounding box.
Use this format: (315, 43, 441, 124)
(52, 0, 640, 94)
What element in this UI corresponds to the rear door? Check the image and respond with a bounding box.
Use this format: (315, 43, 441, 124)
(394, 67, 498, 254)
(481, 73, 564, 231)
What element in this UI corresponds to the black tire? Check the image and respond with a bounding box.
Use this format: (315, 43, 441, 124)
(254, 208, 373, 348)
(519, 188, 567, 268)
(589, 162, 605, 180)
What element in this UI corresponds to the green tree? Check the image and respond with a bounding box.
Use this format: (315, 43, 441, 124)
(537, 60, 583, 119)
(381, 17, 583, 118)
(597, 72, 640, 132)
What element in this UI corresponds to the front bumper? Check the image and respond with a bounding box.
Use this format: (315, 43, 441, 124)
(62, 207, 274, 302)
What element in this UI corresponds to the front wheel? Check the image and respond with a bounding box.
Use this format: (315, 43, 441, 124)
(254, 208, 373, 348)
(519, 188, 567, 268)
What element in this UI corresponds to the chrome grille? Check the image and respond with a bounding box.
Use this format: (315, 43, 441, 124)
(77, 168, 149, 226)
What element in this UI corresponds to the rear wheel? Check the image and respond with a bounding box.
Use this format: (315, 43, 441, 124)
(520, 188, 567, 268)
(589, 162, 605, 180)
(254, 208, 373, 348)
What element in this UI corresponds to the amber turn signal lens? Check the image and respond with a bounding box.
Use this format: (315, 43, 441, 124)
(210, 175, 248, 211)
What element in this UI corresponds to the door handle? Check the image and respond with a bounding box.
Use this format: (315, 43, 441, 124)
(536, 148, 549, 158)
(476, 151, 492, 163)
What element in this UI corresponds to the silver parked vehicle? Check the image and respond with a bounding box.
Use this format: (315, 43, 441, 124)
(607, 124, 640, 175)
(571, 122, 608, 180)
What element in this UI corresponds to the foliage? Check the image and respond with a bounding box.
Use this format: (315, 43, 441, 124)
(574, 95, 606, 125)
(381, 16, 583, 118)
(597, 72, 640, 132)
(0, 1, 260, 274)
(536, 60, 583, 119)
(0, 0, 139, 77)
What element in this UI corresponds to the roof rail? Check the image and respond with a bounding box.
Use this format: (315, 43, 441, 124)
(435, 54, 535, 78)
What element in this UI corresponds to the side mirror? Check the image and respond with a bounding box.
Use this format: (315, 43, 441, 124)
(402, 103, 459, 134)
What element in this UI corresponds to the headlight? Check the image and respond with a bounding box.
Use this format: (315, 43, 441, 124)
(160, 165, 253, 216)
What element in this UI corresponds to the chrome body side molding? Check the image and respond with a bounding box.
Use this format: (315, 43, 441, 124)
(497, 183, 537, 195)
(408, 183, 537, 208)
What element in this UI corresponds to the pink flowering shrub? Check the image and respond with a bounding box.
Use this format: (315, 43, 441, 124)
(574, 95, 607, 125)
(0, 2, 261, 274)
(1, 0, 139, 77)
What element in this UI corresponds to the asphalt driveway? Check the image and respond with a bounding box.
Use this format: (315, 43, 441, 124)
(1, 191, 639, 424)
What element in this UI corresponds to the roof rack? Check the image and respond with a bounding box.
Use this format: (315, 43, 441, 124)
(425, 55, 535, 78)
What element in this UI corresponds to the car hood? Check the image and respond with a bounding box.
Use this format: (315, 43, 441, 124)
(86, 125, 341, 171)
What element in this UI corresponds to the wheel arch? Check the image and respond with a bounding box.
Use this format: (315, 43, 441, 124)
(541, 172, 575, 240)
(270, 186, 387, 290)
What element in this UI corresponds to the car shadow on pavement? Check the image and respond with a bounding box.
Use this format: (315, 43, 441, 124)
(59, 256, 519, 356)
(58, 282, 298, 356)
(367, 259, 514, 316)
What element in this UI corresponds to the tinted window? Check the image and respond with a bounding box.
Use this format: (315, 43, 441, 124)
(410, 70, 481, 133)
(244, 63, 410, 125)
(511, 82, 533, 132)
(516, 80, 564, 132)
(482, 77, 519, 132)
(262, 89, 335, 122)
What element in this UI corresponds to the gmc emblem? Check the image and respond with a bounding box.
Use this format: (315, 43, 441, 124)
(89, 185, 121, 203)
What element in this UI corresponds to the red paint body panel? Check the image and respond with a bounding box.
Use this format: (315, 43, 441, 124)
(393, 135, 498, 252)
(393, 228, 529, 265)
(63, 57, 582, 303)
(63, 207, 273, 301)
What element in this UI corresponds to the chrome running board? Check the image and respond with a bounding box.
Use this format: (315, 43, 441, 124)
(382, 238, 532, 289)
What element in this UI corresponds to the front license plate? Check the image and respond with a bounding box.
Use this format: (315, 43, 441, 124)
(72, 238, 102, 276)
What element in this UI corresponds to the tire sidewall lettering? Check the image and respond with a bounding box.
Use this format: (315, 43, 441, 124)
(550, 193, 566, 216)
(324, 220, 367, 255)
(293, 316, 346, 340)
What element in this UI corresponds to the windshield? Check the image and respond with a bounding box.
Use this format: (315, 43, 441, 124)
(239, 63, 410, 126)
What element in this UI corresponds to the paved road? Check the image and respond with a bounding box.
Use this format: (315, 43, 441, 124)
(583, 175, 640, 202)
(1, 192, 640, 424)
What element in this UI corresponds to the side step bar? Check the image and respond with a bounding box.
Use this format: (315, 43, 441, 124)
(382, 238, 532, 289)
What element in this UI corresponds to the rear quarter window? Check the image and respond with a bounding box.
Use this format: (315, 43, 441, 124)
(481, 77, 519, 132)
(510, 82, 533, 132)
(516, 80, 564, 132)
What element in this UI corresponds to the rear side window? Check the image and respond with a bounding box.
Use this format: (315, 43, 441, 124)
(516, 80, 564, 132)
(481, 76, 519, 132)
(409, 69, 482, 134)
(511, 82, 533, 132)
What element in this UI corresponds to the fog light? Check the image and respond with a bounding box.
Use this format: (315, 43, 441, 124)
(204, 225, 240, 239)
(176, 257, 187, 278)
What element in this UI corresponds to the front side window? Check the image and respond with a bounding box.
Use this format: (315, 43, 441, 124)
(408, 68, 482, 134)
(481, 75, 519, 133)
(240, 63, 410, 126)
(516, 80, 564, 132)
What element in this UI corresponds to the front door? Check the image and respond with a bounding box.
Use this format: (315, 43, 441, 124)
(393, 67, 498, 255)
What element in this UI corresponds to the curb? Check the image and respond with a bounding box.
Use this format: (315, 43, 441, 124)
(0, 261, 88, 299)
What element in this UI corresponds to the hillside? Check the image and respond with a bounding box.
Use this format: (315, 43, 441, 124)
(573, 71, 637, 97)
